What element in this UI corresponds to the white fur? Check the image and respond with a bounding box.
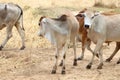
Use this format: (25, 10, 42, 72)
(84, 10, 120, 69)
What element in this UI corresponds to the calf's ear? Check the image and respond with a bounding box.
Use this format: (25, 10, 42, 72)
(59, 14, 67, 21)
(79, 8, 87, 13)
(39, 16, 46, 22)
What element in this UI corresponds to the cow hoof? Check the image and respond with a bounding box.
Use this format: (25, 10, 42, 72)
(96, 54, 99, 58)
(73, 59, 77, 66)
(73, 62, 77, 66)
(105, 58, 111, 62)
(51, 70, 56, 74)
(117, 61, 120, 64)
(77, 57, 83, 60)
(73, 61, 77, 66)
(59, 62, 63, 66)
(97, 63, 103, 69)
(61, 70, 66, 74)
(86, 65, 91, 69)
(97, 66, 102, 69)
(0, 46, 3, 51)
(20, 46, 25, 50)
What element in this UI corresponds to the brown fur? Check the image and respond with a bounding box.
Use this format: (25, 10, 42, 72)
(53, 14, 67, 21)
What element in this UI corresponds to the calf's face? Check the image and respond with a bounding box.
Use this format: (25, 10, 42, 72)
(38, 16, 47, 37)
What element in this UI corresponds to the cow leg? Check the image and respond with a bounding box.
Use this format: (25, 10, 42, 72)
(117, 58, 120, 64)
(60, 31, 70, 74)
(77, 36, 86, 60)
(87, 40, 99, 58)
(106, 42, 120, 62)
(0, 26, 13, 50)
(51, 47, 59, 74)
(97, 49, 103, 69)
(61, 42, 69, 74)
(15, 23, 25, 50)
(86, 40, 103, 69)
(73, 41, 77, 66)
(61, 51, 66, 74)
(59, 60, 63, 66)
(60, 40, 77, 67)
(87, 39, 93, 54)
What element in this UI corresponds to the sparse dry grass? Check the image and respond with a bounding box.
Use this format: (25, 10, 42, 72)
(0, 0, 120, 80)
(0, 0, 94, 49)
(0, 0, 119, 49)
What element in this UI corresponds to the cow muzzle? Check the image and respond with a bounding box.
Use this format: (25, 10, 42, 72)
(84, 24, 90, 29)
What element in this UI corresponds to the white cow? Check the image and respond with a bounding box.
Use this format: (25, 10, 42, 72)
(38, 13, 79, 74)
(82, 10, 120, 69)
(0, 3, 25, 50)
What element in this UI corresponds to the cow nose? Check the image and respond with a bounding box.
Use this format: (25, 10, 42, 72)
(84, 25, 90, 29)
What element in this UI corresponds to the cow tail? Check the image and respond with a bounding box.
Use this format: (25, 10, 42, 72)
(5, 4, 7, 10)
(16, 4, 25, 31)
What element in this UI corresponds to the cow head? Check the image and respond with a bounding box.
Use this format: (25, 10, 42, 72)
(81, 10, 100, 29)
(38, 14, 68, 37)
(38, 16, 47, 37)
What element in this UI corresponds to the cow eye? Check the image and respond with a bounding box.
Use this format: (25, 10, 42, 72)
(91, 16, 94, 19)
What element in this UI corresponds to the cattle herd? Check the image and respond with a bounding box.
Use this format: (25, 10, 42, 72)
(0, 3, 120, 74)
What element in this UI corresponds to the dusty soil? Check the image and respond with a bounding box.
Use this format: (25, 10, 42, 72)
(0, 42, 119, 80)
(0, 0, 120, 80)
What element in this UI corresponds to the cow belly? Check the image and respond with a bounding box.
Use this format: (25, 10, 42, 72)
(107, 35, 120, 42)
(106, 26, 120, 41)
(107, 33, 120, 41)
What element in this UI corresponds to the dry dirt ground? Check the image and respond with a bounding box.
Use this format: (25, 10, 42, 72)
(0, 0, 120, 80)
(0, 42, 120, 80)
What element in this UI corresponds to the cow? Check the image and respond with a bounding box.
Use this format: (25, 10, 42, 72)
(75, 9, 93, 60)
(76, 9, 120, 64)
(0, 3, 25, 50)
(38, 12, 79, 74)
(81, 10, 120, 69)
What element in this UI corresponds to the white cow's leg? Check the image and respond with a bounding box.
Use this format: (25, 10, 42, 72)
(73, 41, 77, 66)
(15, 23, 25, 50)
(106, 42, 120, 62)
(60, 31, 70, 74)
(87, 40, 93, 54)
(0, 26, 13, 50)
(86, 40, 103, 69)
(97, 49, 103, 69)
(51, 47, 59, 74)
(59, 51, 64, 66)
(86, 40, 100, 58)
(61, 43, 68, 74)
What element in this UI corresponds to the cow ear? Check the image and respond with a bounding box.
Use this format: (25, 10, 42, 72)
(79, 13, 85, 17)
(94, 11, 101, 16)
(39, 16, 48, 24)
(59, 14, 67, 21)
(76, 13, 84, 17)
(79, 8, 87, 13)
(39, 16, 46, 22)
